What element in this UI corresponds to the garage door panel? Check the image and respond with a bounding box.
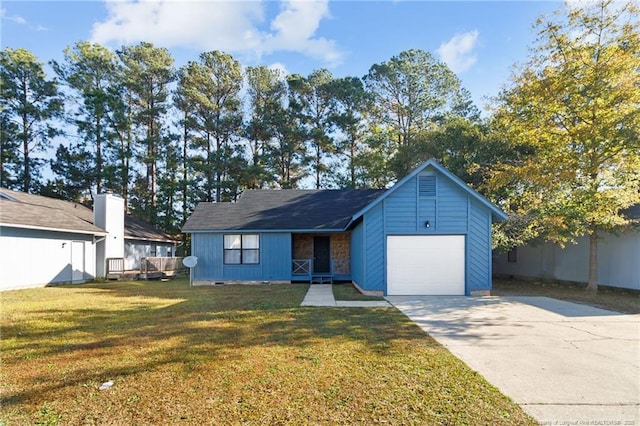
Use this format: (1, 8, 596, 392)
(387, 235, 465, 296)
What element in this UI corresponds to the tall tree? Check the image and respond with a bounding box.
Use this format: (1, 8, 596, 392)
(364, 49, 474, 181)
(489, 0, 640, 292)
(174, 65, 197, 226)
(179, 51, 243, 202)
(51, 41, 120, 196)
(267, 102, 308, 189)
(327, 76, 371, 188)
(288, 69, 335, 188)
(0, 113, 20, 188)
(103, 82, 134, 207)
(244, 65, 287, 189)
(0, 48, 62, 192)
(41, 143, 94, 202)
(117, 42, 175, 223)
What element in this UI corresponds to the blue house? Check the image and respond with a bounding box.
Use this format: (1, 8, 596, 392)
(182, 160, 507, 296)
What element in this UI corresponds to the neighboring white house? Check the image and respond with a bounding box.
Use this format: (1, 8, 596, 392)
(0, 188, 176, 291)
(493, 205, 640, 290)
(123, 215, 176, 270)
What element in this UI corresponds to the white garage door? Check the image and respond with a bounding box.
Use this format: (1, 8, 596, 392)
(387, 235, 465, 295)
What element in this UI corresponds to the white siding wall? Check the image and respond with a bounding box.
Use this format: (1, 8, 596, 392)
(124, 241, 173, 270)
(94, 194, 125, 276)
(494, 230, 640, 290)
(0, 228, 96, 291)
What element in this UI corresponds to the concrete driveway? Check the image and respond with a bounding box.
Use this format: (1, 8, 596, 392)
(387, 296, 640, 424)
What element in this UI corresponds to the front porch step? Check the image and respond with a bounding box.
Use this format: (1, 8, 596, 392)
(311, 274, 333, 284)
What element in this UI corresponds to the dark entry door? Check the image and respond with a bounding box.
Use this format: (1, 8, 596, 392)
(313, 236, 331, 273)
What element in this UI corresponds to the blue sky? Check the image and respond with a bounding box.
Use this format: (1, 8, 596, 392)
(1, 1, 562, 111)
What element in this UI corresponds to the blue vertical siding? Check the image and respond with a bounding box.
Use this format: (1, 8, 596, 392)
(437, 177, 468, 233)
(364, 203, 385, 291)
(385, 178, 418, 233)
(192, 233, 222, 280)
(262, 233, 292, 280)
(192, 232, 291, 281)
(467, 201, 492, 292)
(358, 166, 496, 295)
(350, 222, 365, 287)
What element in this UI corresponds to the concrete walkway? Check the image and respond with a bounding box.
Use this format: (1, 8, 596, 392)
(387, 295, 640, 425)
(300, 284, 391, 307)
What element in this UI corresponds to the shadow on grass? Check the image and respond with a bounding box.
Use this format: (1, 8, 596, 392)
(1, 279, 430, 408)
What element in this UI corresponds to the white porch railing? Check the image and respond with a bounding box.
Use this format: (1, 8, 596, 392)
(291, 258, 350, 278)
(106, 257, 186, 279)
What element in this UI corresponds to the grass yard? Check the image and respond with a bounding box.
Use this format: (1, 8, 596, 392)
(1, 279, 534, 425)
(493, 277, 640, 314)
(332, 282, 385, 301)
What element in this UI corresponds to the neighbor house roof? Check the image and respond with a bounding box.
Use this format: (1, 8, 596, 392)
(125, 215, 176, 243)
(182, 189, 385, 232)
(623, 204, 640, 220)
(0, 188, 106, 235)
(0, 188, 175, 242)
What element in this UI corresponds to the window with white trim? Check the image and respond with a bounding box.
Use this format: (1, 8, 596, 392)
(224, 234, 260, 264)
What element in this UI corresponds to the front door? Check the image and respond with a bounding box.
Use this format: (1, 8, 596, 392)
(313, 236, 331, 273)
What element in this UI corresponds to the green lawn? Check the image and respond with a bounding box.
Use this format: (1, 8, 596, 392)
(332, 282, 385, 301)
(493, 277, 640, 314)
(1, 279, 534, 425)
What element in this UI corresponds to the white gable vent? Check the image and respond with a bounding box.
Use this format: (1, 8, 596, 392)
(418, 175, 436, 197)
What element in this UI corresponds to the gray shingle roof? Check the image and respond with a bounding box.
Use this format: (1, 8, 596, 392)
(0, 188, 104, 234)
(125, 215, 176, 242)
(0, 188, 175, 241)
(182, 189, 385, 232)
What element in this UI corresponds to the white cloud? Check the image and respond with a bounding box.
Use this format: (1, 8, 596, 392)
(1, 7, 48, 31)
(1, 8, 27, 25)
(91, 0, 343, 66)
(268, 62, 289, 77)
(436, 30, 479, 74)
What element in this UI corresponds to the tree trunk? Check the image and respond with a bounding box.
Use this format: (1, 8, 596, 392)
(586, 227, 598, 294)
(96, 115, 102, 194)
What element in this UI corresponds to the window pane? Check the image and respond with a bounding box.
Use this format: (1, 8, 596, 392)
(224, 250, 241, 264)
(242, 234, 259, 249)
(224, 235, 241, 249)
(243, 249, 259, 264)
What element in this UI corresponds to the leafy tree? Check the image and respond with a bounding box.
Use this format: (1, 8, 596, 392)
(52, 41, 120, 195)
(288, 69, 335, 188)
(489, 0, 640, 292)
(364, 49, 475, 181)
(117, 42, 175, 223)
(0, 48, 62, 192)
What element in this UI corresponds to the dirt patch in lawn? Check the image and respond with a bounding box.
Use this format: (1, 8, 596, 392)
(492, 277, 640, 314)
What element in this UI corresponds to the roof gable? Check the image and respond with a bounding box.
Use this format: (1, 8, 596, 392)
(350, 159, 508, 223)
